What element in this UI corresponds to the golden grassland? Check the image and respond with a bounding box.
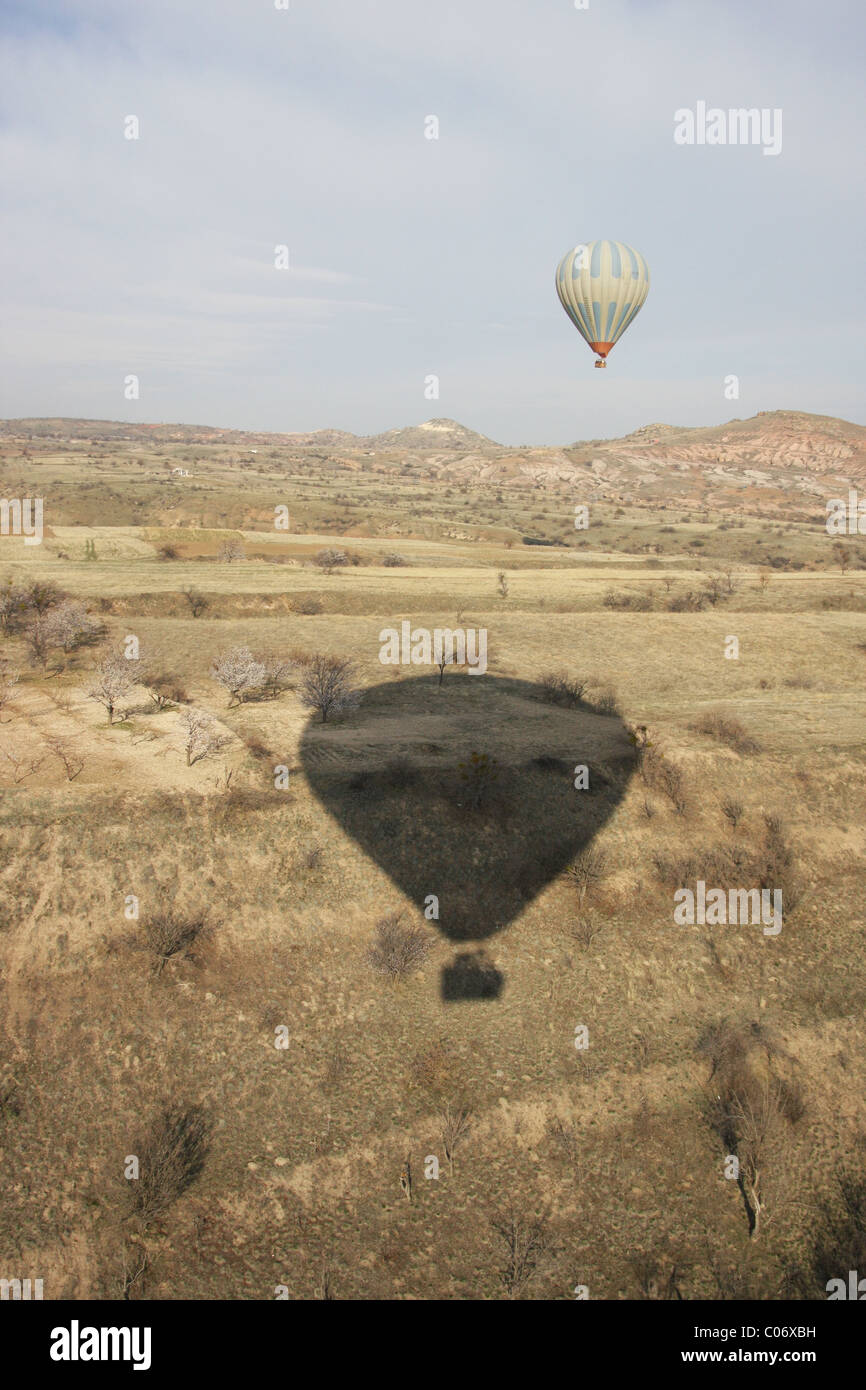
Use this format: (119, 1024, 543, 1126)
(0, 448, 865, 1300)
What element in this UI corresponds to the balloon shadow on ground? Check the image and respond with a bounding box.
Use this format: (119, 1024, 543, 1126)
(300, 673, 638, 1000)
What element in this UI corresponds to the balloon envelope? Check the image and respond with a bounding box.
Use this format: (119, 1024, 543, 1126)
(556, 240, 650, 364)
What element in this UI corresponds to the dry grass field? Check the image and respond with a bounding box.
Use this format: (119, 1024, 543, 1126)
(1, 418, 865, 1301)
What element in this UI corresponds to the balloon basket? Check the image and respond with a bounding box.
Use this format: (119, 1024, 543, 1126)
(594, 359, 607, 369)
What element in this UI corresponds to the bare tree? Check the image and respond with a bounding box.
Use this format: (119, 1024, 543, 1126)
(181, 586, 209, 618)
(314, 549, 348, 576)
(0, 660, 19, 720)
(440, 1102, 472, 1176)
(497, 570, 509, 598)
(26, 580, 61, 615)
(299, 654, 360, 723)
(565, 847, 607, 906)
(493, 1206, 548, 1298)
(210, 646, 266, 707)
(436, 649, 456, 688)
(2, 748, 45, 783)
(128, 1103, 211, 1224)
(86, 651, 136, 724)
(0, 581, 27, 633)
(713, 1081, 788, 1241)
(179, 708, 228, 765)
(24, 615, 52, 669)
(702, 1022, 803, 1242)
(43, 735, 85, 781)
(118, 1244, 150, 1300)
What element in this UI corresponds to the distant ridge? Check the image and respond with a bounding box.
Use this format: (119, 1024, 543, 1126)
(2, 409, 862, 459)
(360, 418, 501, 451)
(0, 416, 501, 450)
(2, 410, 865, 509)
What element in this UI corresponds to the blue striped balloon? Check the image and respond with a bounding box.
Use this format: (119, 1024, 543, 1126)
(556, 240, 650, 367)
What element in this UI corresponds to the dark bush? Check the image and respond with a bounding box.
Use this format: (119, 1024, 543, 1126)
(691, 711, 760, 754)
(128, 1103, 212, 1223)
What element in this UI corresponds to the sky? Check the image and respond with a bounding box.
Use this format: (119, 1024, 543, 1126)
(0, 0, 864, 445)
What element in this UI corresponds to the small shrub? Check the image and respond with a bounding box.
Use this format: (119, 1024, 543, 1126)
(603, 590, 653, 611)
(539, 671, 587, 707)
(642, 746, 688, 815)
(314, 549, 347, 575)
(145, 670, 184, 711)
(667, 590, 706, 612)
(586, 686, 621, 717)
(243, 731, 272, 760)
(410, 1037, 459, 1096)
(565, 848, 608, 906)
(721, 797, 745, 829)
(653, 814, 800, 910)
(143, 909, 207, 974)
(692, 711, 760, 754)
(570, 913, 603, 948)
(365, 913, 431, 979)
(759, 813, 801, 911)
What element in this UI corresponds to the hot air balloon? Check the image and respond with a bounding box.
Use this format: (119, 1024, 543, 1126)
(555, 240, 650, 368)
